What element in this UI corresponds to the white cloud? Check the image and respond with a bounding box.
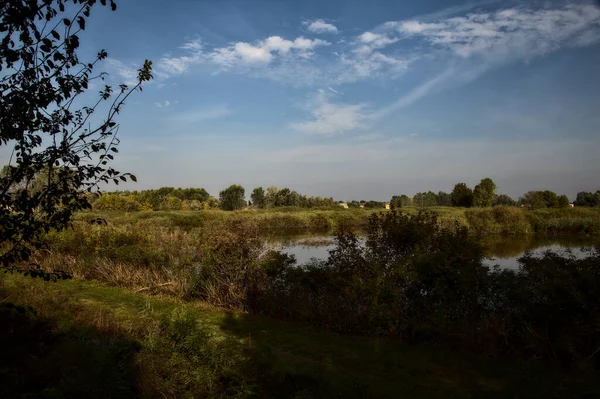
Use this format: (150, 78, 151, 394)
(230, 42, 274, 64)
(210, 36, 329, 68)
(291, 92, 368, 135)
(305, 19, 339, 34)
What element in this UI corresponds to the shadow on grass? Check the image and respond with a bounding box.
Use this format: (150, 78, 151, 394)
(219, 310, 600, 399)
(0, 302, 141, 399)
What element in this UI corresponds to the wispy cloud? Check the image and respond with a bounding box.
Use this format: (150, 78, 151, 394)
(155, 100, 171, 108)
(291, 92, 368, 135)
(388, 3, 600, 61)
(104, 58, 139, 85)
(365, 3, 600, 117)
(304, 19, 339, 34)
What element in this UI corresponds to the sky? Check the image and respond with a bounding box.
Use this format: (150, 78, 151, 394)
(5, 0, 600, 201)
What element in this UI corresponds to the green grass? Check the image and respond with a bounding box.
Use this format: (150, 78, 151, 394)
(1, 274, 598, 398)
(76, 208, 376, 234)
(76, 206, 600, 237)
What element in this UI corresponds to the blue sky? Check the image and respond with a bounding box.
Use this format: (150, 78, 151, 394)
(17, 0, 600, 200)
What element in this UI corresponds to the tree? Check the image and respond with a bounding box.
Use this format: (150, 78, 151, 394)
(436, 191, 451, 206)
(519, 190, 564, 209)
(473, 178, 497, 207)
(251, 187, 266, 209)
(413, 191, 437, 208)
(557, 195, 570, 208)
(0, 0, 152, 278)
(390, 196, 402, 209)
(219, 185, 246, 211)
(450, 183, 474, 208)
(494, 194, 516, 207)
(574, 191, 600, 207)
(265, 185, 278, 207)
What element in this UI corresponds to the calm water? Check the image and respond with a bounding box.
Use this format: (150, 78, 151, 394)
(271, 234, 599, 269)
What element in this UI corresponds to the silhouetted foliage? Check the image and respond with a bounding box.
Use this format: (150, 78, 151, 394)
(0, 0, 152, 277)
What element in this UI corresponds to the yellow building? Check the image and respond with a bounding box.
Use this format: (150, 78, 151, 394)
(385, 203, 390, 210)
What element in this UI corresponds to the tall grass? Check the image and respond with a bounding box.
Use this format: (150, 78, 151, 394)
(466, 206, 532, 235)
(527, 207, 600, 235)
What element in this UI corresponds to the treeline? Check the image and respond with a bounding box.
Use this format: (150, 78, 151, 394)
(91, 184, 338, 211)
(574, 191, 600, 207)
(92, 187, 219, 211)
(390, 178, 583, 210)
(247, 186, 337, 210)
(89, 179, 599, 212)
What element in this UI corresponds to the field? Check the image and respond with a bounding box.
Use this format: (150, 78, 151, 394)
(3, 206, 600, 398)
(2, 273, 598, 398)
(75, 205, 600, 236)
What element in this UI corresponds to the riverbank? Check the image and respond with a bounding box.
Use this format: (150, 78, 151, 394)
(1, 274, 597, 398)
(74, 206, 600, 236)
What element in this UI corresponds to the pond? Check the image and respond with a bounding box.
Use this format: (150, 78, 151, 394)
(270, 234, 599, 269)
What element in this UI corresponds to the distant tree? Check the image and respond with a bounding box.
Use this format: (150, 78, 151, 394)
(519, 190, 564, 209)
(574, 191, 600, 207)
(493, 194, 516, 207)
(542, 190, 558, 208)
(473, 178, 497, 207)
(391, 194, 413, 208)
(180, 188, 210, 202)
(206, 196, 220, 210)
(399, 195, 412, 207)
(451, 183, 474, 207)
(265, 186, 278, 207)
(413, 191, 437, 207)
(0, 0, 152, 276)
(251, 187, 266, 209)
(436, 191, 452, 206)
(557, 195, 570, 208)
(519, 191, 545, 209)
(219, 185, 246, 211)
(364, 201, 386, 209)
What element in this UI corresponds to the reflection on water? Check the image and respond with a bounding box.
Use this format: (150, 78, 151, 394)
(271, 234, 600, 269)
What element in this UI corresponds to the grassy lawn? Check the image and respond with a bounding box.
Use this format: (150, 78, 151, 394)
(2, 274, 598, 398)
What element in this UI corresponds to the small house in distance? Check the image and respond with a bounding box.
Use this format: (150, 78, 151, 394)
(339, 202, 349, 209)
(569, 203, 575, 208)
(385, 203, 391, 210)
